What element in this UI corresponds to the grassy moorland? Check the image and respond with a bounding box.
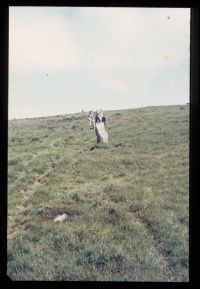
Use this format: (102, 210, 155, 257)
(7, 105, 189, 281)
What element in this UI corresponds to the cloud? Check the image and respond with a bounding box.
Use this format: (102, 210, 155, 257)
(9, 7, 190, 75)
(77, 7, 190, 71)
(9, 7, 190, 118)
(9, 7, 81, 74)
(10, 7, 189, 71)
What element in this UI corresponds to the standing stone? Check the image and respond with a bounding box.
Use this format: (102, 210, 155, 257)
(95, 122, 108, 144)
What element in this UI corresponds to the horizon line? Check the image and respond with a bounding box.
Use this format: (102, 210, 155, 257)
(8, 103, 189, 121)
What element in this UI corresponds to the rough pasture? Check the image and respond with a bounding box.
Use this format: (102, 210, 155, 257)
(7, 105, 189, 281)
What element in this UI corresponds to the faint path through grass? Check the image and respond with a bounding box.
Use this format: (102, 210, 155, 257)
(126, 210, 176, 278)
(8, 163, 55, 239)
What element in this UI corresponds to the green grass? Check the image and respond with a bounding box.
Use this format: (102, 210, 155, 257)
(7, 105, 189, 281)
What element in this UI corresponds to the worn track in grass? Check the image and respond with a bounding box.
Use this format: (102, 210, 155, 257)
(8, 163, 55, 239)
(126, 211, 176, 277)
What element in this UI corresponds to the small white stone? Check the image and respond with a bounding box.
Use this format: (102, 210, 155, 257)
(53, 213, 68, 222)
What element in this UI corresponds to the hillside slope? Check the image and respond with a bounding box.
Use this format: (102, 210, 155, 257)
(7, 105, 189, 281)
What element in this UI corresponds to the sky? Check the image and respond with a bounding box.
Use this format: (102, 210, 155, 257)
(9, 7, 190, 119)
